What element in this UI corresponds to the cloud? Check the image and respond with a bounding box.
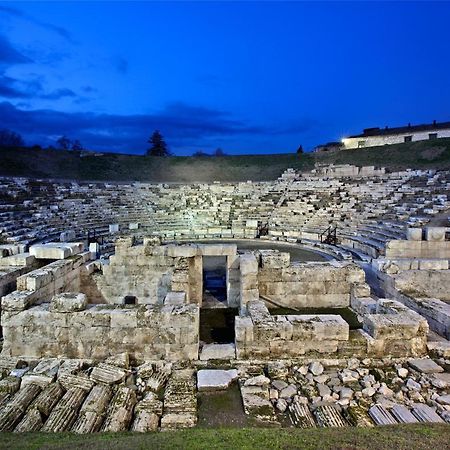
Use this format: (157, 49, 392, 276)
(41, 88, 77, 100)
(114, 56, 128, 74)
(0, 5, 73, 42)
(0, 101, 268, 153)
(0, 34, 32, 65)
(0, 73, 42, 98)
(0, 73, 77, 100)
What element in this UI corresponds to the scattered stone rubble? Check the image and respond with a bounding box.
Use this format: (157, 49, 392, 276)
(1, 354, 448, 433)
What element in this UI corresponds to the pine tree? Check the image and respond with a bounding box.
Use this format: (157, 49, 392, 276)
(147, 130, 170, 156)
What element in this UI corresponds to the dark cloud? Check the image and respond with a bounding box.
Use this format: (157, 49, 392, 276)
(0, 73, 42, 98)
(0, 73, 77, 100)
(114, 56, 128, 74)
(0, 34, 32, 65)
(81, 85, 97, 93)
(0, 101, 269, 153)
(0, 5, 73, 42)
(41, 88, 77, 100)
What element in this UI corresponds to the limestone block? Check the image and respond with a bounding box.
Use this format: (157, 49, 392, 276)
(260, 251, 290, 269)
(200, 343, 236, 360)
(79, 384, 113, 414)
(131, 411, 159, 432)
(425, 227, 446, 242)
(30, 243, 84, 260)
(166, 244, 198, 258)
(90, 363, 127, 384)
(50, 293, 87, 313)
(164, 291, 186, 306)
(197, 369, 238, 391)
(0, 253, 35, 268)
(407, 228, 422, 241)
(418, 259, 448, 270)
(240, 254, 258, 275)
(58, 374, 94, 392)
(1, 290, 38, 311)
(160, 413, 197, 429)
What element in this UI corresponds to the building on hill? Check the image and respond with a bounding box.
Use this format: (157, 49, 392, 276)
(341, 120, 450, 149)
(313, 141, 343, 153)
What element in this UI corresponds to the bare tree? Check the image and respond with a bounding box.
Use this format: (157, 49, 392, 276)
(0, 129, 25, 148)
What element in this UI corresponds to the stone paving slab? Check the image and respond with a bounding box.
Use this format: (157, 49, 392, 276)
(197, 369, 238, 391)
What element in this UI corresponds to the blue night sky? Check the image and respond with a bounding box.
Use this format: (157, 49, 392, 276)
(0, 1, 449, 155)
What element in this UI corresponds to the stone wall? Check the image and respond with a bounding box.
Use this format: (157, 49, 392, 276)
(95, 237, 177, 305)
(235, 297, 429, 360)
(385, 240, 450, 259)
(235, 300, 349, 359)
(393, 270, 450, 303)
(1, 253, 91, 313)
(1, 302, 199, 361)
(257, 259, 365, 309)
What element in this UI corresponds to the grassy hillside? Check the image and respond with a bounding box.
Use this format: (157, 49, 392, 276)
(0, 424, 449, 450)
(0, 138, 449, 183)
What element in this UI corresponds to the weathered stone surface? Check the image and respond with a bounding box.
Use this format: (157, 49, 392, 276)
(31, 382, 65, 417)
(102, 387, 137, 432)
(411, 404, 445, 423)
(314, 405, 347, 428)
(58, 374, 94, 392)
(344, 406, 374, 427)
(391, 405, 419, 424)
(0, 384, 41, 431)
(0, 376, 21, 394)
(42, 387, 87, 432)
(368, 404, 397, 425)
(289, 401, 316, 428)
(50, 292, 87, 312)
(131, 411, 159, 432)
(90, 363, 127, 384)
(199, 343, 236, 360)
(79, 384, 113, 415)
(160, 413, 197, 430)
(408, 359, 444, 374)
(14, 408, 44, 432)
(72, 411, 104, 434)
(197, 369, 238, 391)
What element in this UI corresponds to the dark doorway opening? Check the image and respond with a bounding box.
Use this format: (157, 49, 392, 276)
(203, 256, 227, 305)
(200, 308, 237, 344)
(124, 295, 137, 305)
